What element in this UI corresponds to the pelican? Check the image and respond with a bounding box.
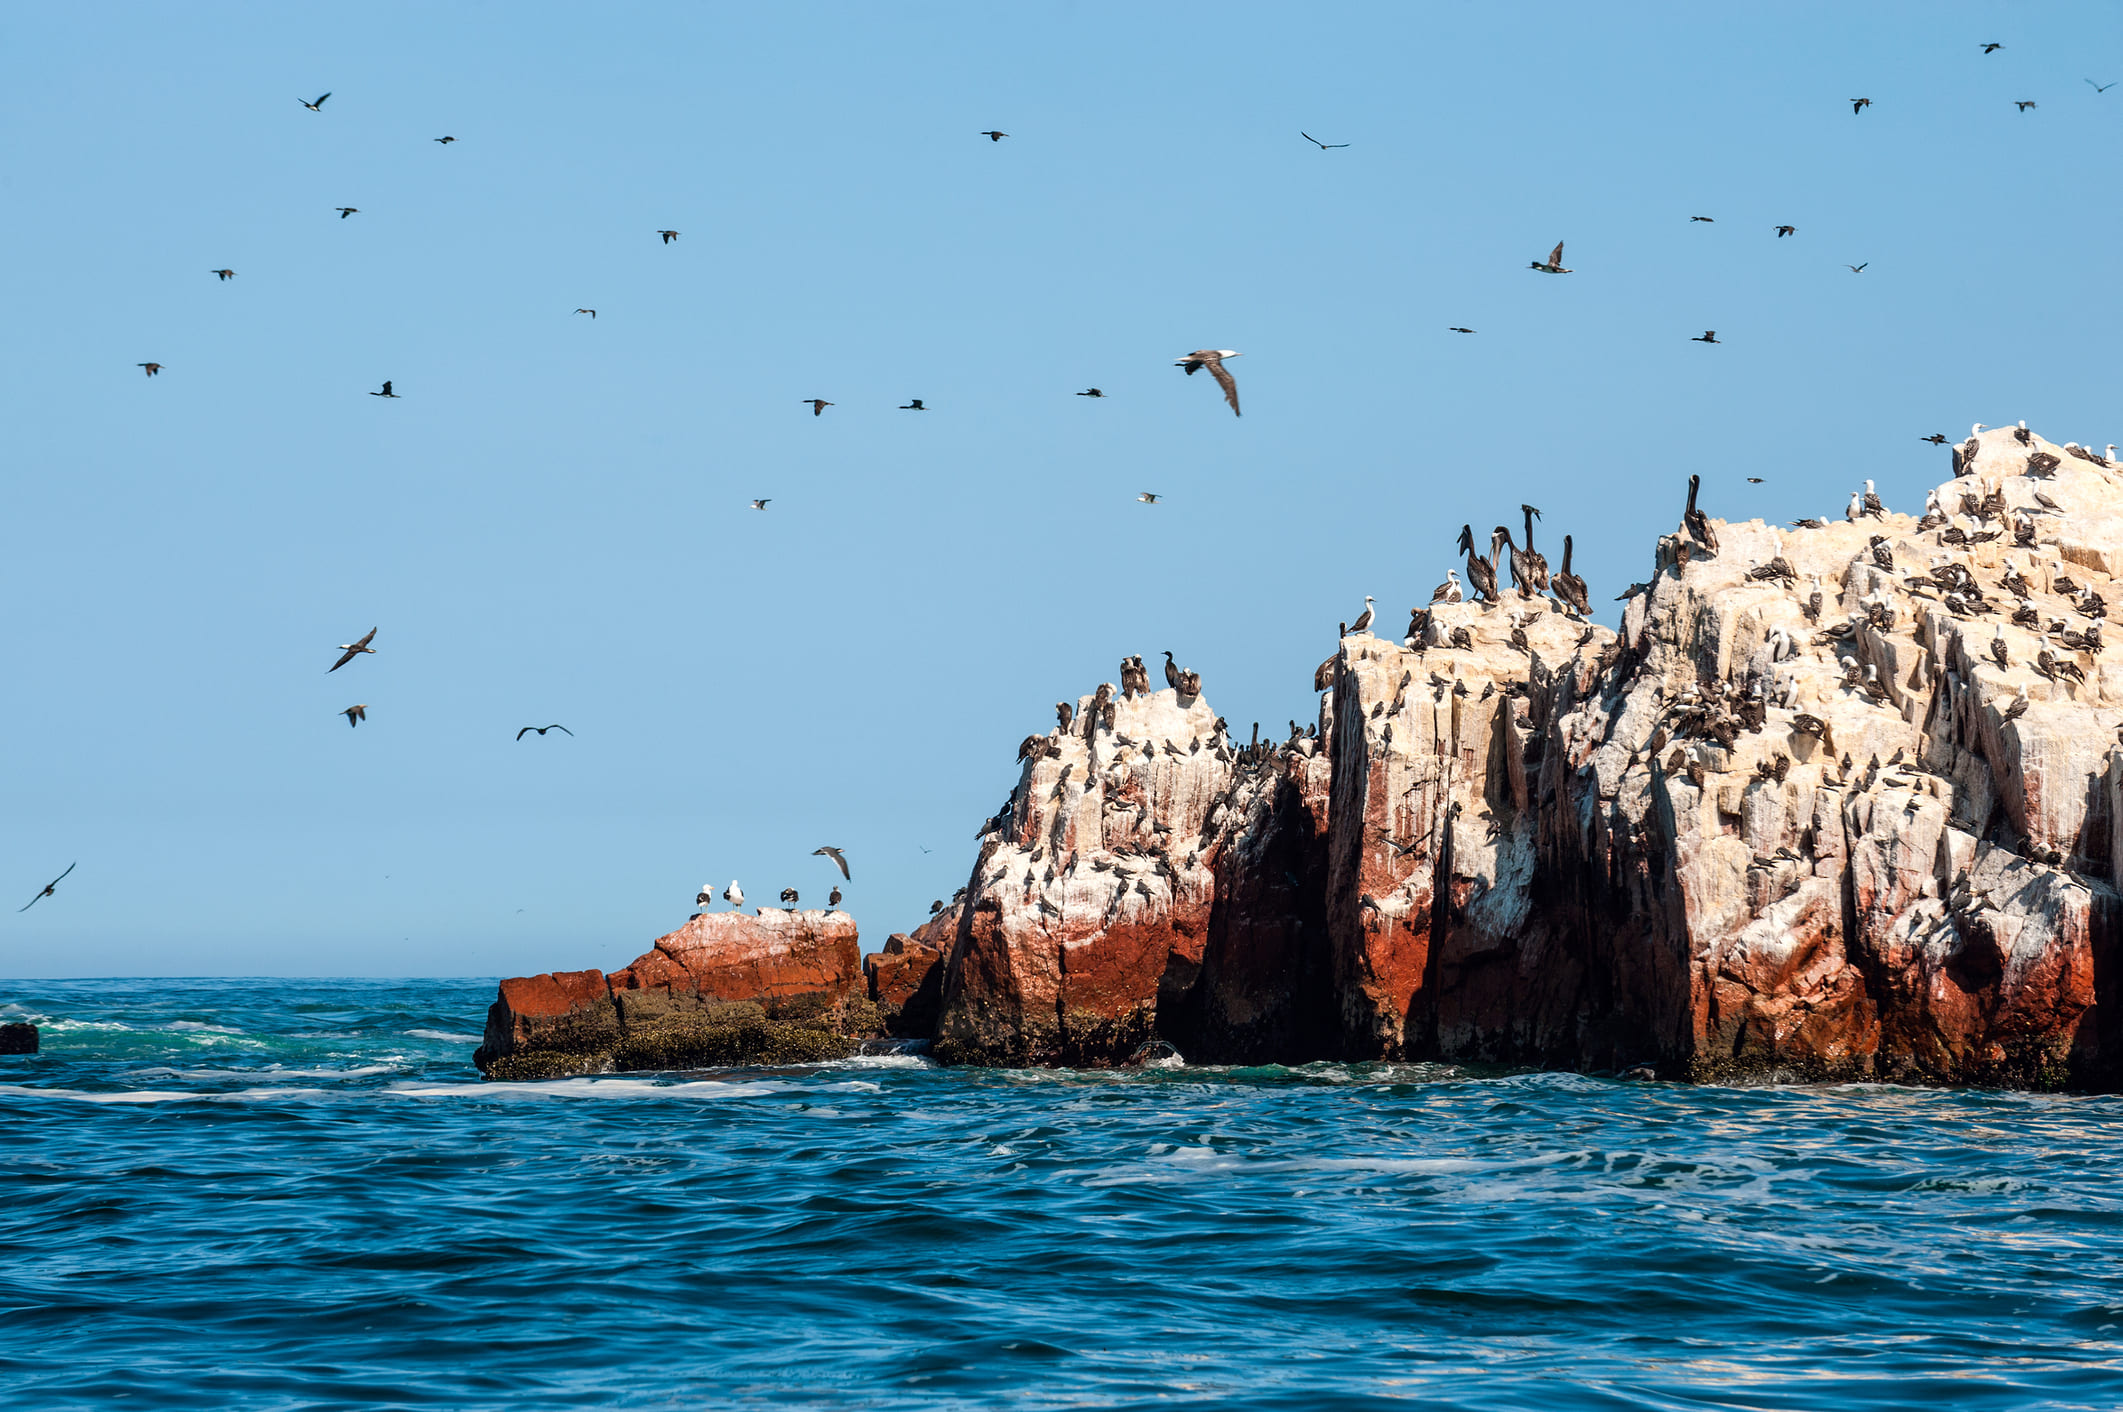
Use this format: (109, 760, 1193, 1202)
(1683, 474, 1718, 553)
(1457, 524, 1498, 603)
(1174, 350, 1241, 416)
(1430, 570, 1463, 605)
(1518, 504, 1550, 591)
(1492, 525, 1539, 599)
(723, 880, 744, 910)
(1553, 535, 1589, 617)
(1349, 597, 1375, 634)
(1529, 240, 1571, 274)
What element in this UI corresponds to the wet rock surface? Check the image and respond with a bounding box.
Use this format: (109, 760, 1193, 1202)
(0, 1022, 37, 1055)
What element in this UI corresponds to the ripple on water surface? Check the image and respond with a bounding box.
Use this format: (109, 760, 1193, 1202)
(1, 978, 2120, 1410)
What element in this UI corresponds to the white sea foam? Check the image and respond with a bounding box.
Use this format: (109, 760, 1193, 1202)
(131, 1064, 402, 1081)
(0, 1083, 335, 1105)
(405, 1029, 482, 1043)
(166, 1021, 244, 1034)
(384, 1077, 788, 1100)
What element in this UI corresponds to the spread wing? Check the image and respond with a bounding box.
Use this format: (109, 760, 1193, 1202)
(548, 724, 573, 736)
(1207, 359, 1240, 416)
(516, 727, 533, 739)
(315, 93, 330, 106)
(1547, 242, 1565, 266)
(329, 648, 357, 672)
(351, 628, 377, 651)
(814, 847, 850, 879)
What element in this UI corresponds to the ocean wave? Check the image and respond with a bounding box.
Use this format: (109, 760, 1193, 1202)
(384, 1077, 789, 1100)
(404, 1029, 483, 1043)
(0, 1083, 336, 1104)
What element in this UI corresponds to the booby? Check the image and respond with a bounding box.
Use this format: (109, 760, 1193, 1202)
(1683, 474, 1718, 553)
(1554, 536, 1589, 617)
(1529, 241, 1572, 274)
(329, 628, 377, 672)
(828, 886, 842, 910)
(2004, 686, 2029, 722)
(723, 880, 744, 910)
(1174, 350, 1241, 416)
(1922, 434, 1948, 445)
(1457, 524, 1498, 604)
(1430, 570, 1463, 605)
(1991, 628, 2010, 670)
(2015, 101, 2037, 112)
(341, 704, 367, 728)
(1982, 42, 2003, 53)
(1300, 132, 1349, 149)
(1845, 263, 1867, 273)
(1863, 480, 1885, 517)
(1349, 597, 1375, 634)
(812, 846, 850, 880)
(1847, 490, 1863, 522)
(1447, 327, 1476, 334)
(2014, 421, 2032, 445)
(1078, 388, 1104, 397)
(435, 136, 455, 144)
(1689, 215, 1714, 223)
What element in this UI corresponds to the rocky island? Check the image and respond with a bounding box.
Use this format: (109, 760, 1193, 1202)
(477, 426, 2123, 1090)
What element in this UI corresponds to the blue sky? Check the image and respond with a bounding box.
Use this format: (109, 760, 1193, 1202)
(3, 2, 2118, 978)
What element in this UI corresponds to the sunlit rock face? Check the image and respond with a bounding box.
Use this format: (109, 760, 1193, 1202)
(919, 426, 2123, 1089)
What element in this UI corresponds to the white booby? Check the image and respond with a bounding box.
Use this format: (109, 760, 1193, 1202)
(1430, 570, 1463, 605)
(1174, 350, 1241, 417)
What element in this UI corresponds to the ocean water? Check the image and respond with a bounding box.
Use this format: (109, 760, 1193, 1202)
(2, 981, 2120, 1411)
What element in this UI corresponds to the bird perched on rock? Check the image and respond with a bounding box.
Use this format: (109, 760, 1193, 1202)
(1174, 350, 1241, 416)
(1529, 240, 1572, 274)
(1553, 536, 1590, 617)
(724, 880, 744, 910)
(2004, 687, 2029, 722)
(341, 704, 367, 728)
(1862, 480, 1886, 518)
(1683, 475, 1718, 553)
(828, 886, 842, 910)
(2014, 422, 2033, 446)
(1349, 597, 1375, 635)
(812, 846, 850, 880)
(1431, 570, 1463, 604)
(780, 888, 799, 910)
(1055, 700, 1074, 733)
(1991, 628, 2010, 670)
(1870, 536, 1895, 571)
(329, 628, 377, 672)
(696, 883, 716, 908)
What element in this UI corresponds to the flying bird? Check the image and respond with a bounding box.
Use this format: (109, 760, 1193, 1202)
(2015, 101, 2037, 112)
(1851, 98, 1872, 113)
(137, 362, 162, 376)
(1138, 492, 1161, 504)
(434, 135, 455, 144)
(1981, 42, 2004, 54)
(1174, 349, 1241, 416)
(300, 93, 331, 111)
(2090, 80, 2117, 94)
(574, 308, 596, 318)
(1775, 225, 1796, 236)
(370, 380, 398, 397)
(979, 131, 1008, 141)
(211, 269, 236, 281)
(1845, 263, 1868, 273)
(336, 207, 358, 218)
(657, 230, 679, 243)
(329, 629, 377, 672)
(1689, 215, 1714, 222)
(1529, 241, 1572, 274)
(18, 863, 75, 912)
(813, 846, 850, 880)
(1077, 388, 1104, 397)
(1692, 330, 1719, 343)
(341, 704, 367, 728)
(900, 398, 926, 410)
(1447, 327, 1475, 334)
(749, 499, 770, 510)
(1300, 132, 1349, 149)
(516, 724, 573, 739)
(802, 398, 832, 415)
(1922, 433, 1949, 444)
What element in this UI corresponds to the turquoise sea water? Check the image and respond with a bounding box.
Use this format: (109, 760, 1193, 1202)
(2, 979, 2120, 1410)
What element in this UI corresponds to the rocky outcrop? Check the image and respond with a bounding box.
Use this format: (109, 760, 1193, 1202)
(485, 425, 2123, 1090)
(476, 911, 871, 1080)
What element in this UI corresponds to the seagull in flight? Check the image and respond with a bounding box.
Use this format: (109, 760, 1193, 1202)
(1851, 98, 1872, 113)
(1138, 492, 1161, 504)
(137, 362, 162, 376)
(2090, 80, 2118, 93)
(341, 704, 367, 728)
(329, 628, 377, 672)
(1691, 330, 1719, 343)
(1529, 241, 1572, 273)
(1175, 350, 1241, 416)
(19, 863, 75, 912)
(336, 207, 359, 219)
(802, 398, 832, 415)
(1845, 263, 1868, 273)
(979, 130, 1008, 141)
(749, 499, 770, 510)
(1076, 388, 1104, 397)
(657, 230, 679, 244)
(211, 269, 236, 281)
(1300, 132, 1349, 149)
(574, 308, 596, 318)
(300, 92, 331, 111)
(813, 846, 851, 879)
(516, 724, 573, 740)
(1775, 225, 1796, 237)
(370, 380, 398, 397)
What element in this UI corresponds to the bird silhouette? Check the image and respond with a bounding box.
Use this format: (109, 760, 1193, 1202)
(516, 724, 573, 740)
(434, 135, 455, 144)
(1138, 492, 1161, 504)
(137, 362, 162, 376)
(1845, 263, 1868, 273)
(1076, 388, 1104, 397)
(300, 93, 331, 111)
(329, 628, 377, 672)
(211, 269, 235, 280)
(1689, 215, 1714, 222)
(900, 398, 926, 410)
(2015, 101, 2037, 112)
(336, 207, 358, 218)
(1692, 330, 1719, 343)
(813, 846, 850, 879)
(1922, 434, 1949, 445)
(341, 704, 367, 728)
(1981, 42, 2004, 54)
(1300, 132, 1349, 149)
(1447, 327, 1475, 334)
(2090, 80, 2118, 93)
(749, 499, 770, 510)
(370, 380, 398, 397)
(1775, 225, 1796, 237)
(1851, 98, 1872, 113)
(803, 398, 832, 415)
(19, 863, 75, 912)
(574, 308, 596, 318)
(979, 130, 1008, 141)
(657, 230, 679, 243)
(1530, 241, 1571, 273)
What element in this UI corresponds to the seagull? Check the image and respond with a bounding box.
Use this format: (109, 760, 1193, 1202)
(899, 398, 927, 410)
(813, 846, 851, 880)
(329, 628, 377, 672)
(749, 499, 770, 510)
(211, 269, 236, 281)
(657, 230, 679, 243)
(1775, 225, 1796, 237)
(516, 724, 573, 739)
(780, 887, 799, 910)
(137, 362, 162, 376)
(1300, 132, 1349, 149)
(434, 135, 455, 144)
(1851, 98, 1872, 113)
(2016, 101, 2038, 112)
(828, 886, 842, 909)
(574, 308, 596, 318)
(723, 880, 744, 910)
(695, 883, 715, 908)
(336, 207, 358, 218)
(1922, 433, 1948, 444)
(1174, 350, 1241, 416)
(1689, 215, 1714, 222)
(2090, 80, 2118, 94)
(1691, 330, 1718, 343)
(1981, 42, 2003, 54)
(979, 130, 1008, 141)
(1138, 492, 1161, 503)
(1077, 388, 1104, 397)
(1447, 327, 1475, 334)
(341, 704, 367, 728)
(802, 398, 832, 415)
(1529, 241, 1572, 274)
(300, 92, 331, 111)
(1845, 263, 1868, 273)
(18, 863, 75, 912)
(370, 380, 398, 397)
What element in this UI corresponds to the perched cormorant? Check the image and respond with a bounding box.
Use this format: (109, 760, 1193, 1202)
(1163, 651, 1182, 690)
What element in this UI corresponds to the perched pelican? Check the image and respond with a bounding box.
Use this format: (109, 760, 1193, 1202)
(1457, 524, 1499, 603)
(1430, 570, 1463, 605)
(1518, 505, 1550, 591)
(328, 628, 377, 672)
(1683, 474, 1718, 553)
(1553, 536, 1590, 617)
(1350, 597, 1375, 635)
(1492, 524, 1539, 598)
(723, 880, 744, 910)
(1174, 350, 1241, 417)
(1529, 240, 1572, 274)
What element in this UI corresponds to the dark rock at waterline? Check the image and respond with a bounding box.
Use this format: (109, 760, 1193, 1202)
(0, 1022, 38, 1055)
